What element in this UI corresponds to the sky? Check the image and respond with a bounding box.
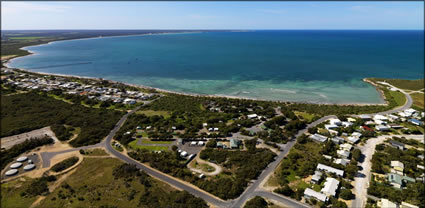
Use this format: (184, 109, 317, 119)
(1, 1, 424, 30)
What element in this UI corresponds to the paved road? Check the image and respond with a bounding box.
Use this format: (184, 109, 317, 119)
(40, 85, 414, 207)
(360, 81, 413, 117)
(351, 136, 387, 208)
(40, 106, 142, 168)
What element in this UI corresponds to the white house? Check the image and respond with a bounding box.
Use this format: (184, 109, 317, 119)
(304, 188, 328, 202)
(329, 119, 342, 126)
(321, 177, 340, 197)
(317, 163, 344, 177)
(341, 121, 353, 127)
(309, 134, 328, 143)
(247, 114, 258, 119)
(374, 115, 388, 121)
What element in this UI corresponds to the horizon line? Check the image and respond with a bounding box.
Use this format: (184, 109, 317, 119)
(2, 29, 424, 31)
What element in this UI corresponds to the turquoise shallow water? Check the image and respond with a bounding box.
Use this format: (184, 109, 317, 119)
(7, 30, 424, 104)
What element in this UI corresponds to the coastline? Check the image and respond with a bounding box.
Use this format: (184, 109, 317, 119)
(3, 35, 388, 106)
(6, 65, 388, 106)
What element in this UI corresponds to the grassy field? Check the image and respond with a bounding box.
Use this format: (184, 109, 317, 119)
(136, 110, 171, 118)
(370, 78, 424, 91)
(139, 139, 173, 144)
(294, 111, 316, 122)
(128, 140, 169, 151)
(1, 177, 39, 208)
(191, 161, 216, 173)
(410, 93, 424, 110)
(388, 90, 407, 107)
(37, 157, 177, 207)
(83, 148, 108, 156)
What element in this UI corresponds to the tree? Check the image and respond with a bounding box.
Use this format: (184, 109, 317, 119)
(244, 196, 268, 208)
(340, 189, 354, 200)
(352, 149, 362, 161)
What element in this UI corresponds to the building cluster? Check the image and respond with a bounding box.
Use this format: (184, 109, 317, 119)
(304, 163, 345, 203)
(377, 199, 419, 208)
(1, 69, 157, 104)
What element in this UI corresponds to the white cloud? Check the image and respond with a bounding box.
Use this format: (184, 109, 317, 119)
(1, 2, 71, 15)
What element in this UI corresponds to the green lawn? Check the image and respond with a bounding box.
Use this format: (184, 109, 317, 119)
(1, 177, 38, 208)
(136, 110, 171, 118)
(294, 111, 316, 122)
(128, 140, 169, 151)
(139, 139, 173, 144)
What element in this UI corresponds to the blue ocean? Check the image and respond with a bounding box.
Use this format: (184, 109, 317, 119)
(7, 30, 424, 104)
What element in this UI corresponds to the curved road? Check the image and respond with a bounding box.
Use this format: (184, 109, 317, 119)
(40, 82, 413, 208)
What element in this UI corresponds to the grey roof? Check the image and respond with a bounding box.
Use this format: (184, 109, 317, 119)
(317, 163, 344, 177)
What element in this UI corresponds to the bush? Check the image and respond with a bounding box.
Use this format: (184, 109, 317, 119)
(340, 189, 354, 200)
(51, 157, 79, 172)
(244, 196, 268, 208)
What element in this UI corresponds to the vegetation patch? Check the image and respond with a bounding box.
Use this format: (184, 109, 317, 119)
(51, 157, 79, 172)
(136, 110, 171, 118)
(128, 140, 169, 151)
(1, 177, 39, 208)
(38, 157, 207, 208)
(410, 93, 424, 110)
(368, 143, 424, 206)
(1, 92, 123, 147)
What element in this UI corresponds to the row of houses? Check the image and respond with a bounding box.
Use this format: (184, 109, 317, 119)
(2, 69, 156, 104)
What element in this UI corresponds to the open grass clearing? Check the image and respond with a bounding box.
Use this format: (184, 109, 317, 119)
(136, 110, 171, 118)
(139, 139, 173, 145)
(410, 93, 424, 110)
(83, 148, 108, 156)
(294, 111, 317, 122)
(191, 161, 216, 173)
(128, 140, 169, 151)
(388, 90, 407, 107)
